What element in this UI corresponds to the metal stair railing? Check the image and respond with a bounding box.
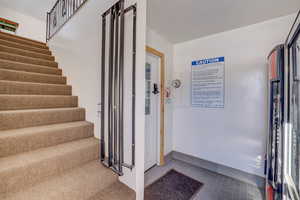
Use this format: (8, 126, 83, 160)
(46, 0, 88, 41)
(100, 0, 137, 176)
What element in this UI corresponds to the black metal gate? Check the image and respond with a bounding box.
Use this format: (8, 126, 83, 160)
(100, 0, 136, 176)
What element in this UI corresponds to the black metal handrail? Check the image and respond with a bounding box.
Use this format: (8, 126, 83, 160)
(46, 0, 88, 41)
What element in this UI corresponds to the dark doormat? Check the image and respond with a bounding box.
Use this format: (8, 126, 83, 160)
(145, 170, 203, 200)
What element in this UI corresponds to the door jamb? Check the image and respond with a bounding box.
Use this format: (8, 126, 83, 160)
(146, 45, 165, 166)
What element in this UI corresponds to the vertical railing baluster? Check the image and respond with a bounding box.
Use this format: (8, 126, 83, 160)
(118, 0, 125, 173)
(59, 0, 61, 27)
(69, 0, 71, 18)
(113, 5, 120, 167)
(100, 14, 106, 162)
(68, 0, 69, 18)
(46, 13, 49, 42)
(108, 7, 115, 167)
(131, 5, 137, 167)
(73, 0, 75, 14)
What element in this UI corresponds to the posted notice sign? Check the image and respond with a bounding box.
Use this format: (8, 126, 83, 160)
(191, 57, 225, 108)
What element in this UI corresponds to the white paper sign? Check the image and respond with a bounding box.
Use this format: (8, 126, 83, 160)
(191, 57, 225, 108)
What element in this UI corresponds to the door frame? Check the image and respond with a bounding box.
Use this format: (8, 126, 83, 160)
(146, 45, 165, 165)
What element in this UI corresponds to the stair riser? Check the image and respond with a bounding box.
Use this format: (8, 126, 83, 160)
(0, 96, 77, 110)
(0, 39, 51, 55)
(0, 34, 48, 50)
(0, 161, 117, 200)
(0, 81, 72, 95)
(0, 123, 94, 157)
(89, 182, 135, 200)
(0, 53, 58, 68)
(0, 60, 62, 75)
(0, 69, 66, 85)
(0, 45, 54, 61)
(0, 108, 85, 130)
(0, 143, 99, 194)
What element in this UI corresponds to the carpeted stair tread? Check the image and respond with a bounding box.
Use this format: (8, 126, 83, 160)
(0, 138, 99, 195)
(0, 121, 94, 157)
(0, 52, 58, 67)
(0, 68, 66, 84)
(0, 39, 51, 55)
(0, 80, 72, 95)
(89, 181, 136, 200)
(0, 32, 48, 49)
(0, 107, 85, 130)
(0, 59, 62, 75)
(0, 95, 78, 110)
(0, 44, 54, 61)
(0, 161, 118, 200)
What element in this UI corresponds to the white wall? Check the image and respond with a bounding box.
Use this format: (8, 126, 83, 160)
(0, 6, 46, 42)
(146, 28, 174, 156)
(48, 0, 147, 199)
(172, 14, 296, 176)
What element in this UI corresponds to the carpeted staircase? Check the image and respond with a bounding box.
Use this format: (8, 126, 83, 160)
(0, 31, 135, 200)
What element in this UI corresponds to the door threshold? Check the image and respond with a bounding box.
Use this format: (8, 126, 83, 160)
(145, 164, 157, 174)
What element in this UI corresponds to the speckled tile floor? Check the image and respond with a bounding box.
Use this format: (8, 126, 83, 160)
(145, 159, 265, 200)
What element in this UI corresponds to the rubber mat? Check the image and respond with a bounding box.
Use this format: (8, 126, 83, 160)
(145, 169, 203, 200)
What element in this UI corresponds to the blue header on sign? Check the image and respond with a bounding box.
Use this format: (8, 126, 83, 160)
(192, 57, 225, 66)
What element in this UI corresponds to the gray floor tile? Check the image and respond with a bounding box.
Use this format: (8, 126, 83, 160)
(145, 159, 265, 200)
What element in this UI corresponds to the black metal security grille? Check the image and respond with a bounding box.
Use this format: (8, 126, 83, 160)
(46, 0, 88, 41)
(100, 0, 136, 176)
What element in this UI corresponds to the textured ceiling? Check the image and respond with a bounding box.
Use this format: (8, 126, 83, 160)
(147, 0, 300, 43)
(0, 0, 299, 43)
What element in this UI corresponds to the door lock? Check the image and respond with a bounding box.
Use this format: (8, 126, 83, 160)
(152, 83, 160, 95)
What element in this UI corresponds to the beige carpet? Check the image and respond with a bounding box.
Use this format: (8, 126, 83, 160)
(0, 31, 135, 200)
